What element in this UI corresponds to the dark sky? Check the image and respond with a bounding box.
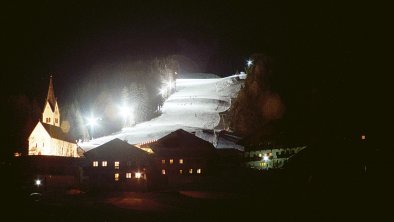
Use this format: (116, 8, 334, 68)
(2, 1, 289, 98)
(2, 1, 391, 154)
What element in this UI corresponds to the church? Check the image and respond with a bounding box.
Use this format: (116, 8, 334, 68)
(28, 76, 79, 157)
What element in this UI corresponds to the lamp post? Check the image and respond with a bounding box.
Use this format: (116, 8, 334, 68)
(263, 154, 269, 170)
(86, 115, 100, 140)
(246, 59, 253, 67)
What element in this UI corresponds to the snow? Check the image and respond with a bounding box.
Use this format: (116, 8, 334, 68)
(79, 73, 244, 151)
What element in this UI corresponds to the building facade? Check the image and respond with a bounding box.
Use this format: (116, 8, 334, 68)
(245, 146, 307, 170)
(142, 129, 217, 187)
(83, 138, 154, 191)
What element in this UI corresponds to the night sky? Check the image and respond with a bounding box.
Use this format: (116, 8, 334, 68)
(2, 1, 390, 155)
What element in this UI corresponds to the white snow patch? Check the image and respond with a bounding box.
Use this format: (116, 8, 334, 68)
(79, 73, 244, 151)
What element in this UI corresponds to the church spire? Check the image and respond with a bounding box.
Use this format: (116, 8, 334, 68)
(46, 75, 57, 110)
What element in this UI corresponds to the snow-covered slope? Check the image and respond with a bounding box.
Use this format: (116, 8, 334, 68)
(79, 73, 245, 151)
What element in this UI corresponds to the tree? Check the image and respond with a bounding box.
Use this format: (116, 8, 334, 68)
(230, 53, 285, 145)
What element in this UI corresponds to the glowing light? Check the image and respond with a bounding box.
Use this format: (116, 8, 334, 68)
(135, 172, 142, 179)
(85, 114, 100, 139)
(118, 104, 130, 120)
(86, 115, 100, 127)
(159, 87, 167, 96)
(247, 59, 253, 67)
(35, 179, 41, 186)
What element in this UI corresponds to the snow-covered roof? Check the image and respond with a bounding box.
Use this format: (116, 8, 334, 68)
(79, 73, 244, 152)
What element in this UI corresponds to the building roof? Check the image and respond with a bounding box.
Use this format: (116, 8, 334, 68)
(42, 122, 75, 143)
(84, 138, 151, 160)
(150, 129, 215, 157)
(46, 75, 57, 111)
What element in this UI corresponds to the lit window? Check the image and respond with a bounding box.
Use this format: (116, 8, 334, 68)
(93, 161, 98, 167)
(179, 159, 183, 164)
(170, 159, 173, 164)
(114, 161, 120, 169)
(114, 173, 119, 181)
(126, 173, 132, 178)
(189, 169, 193, 174)
(102, 161, 107, 167)
(135, 172, 142, 179)
(179, 169, 183, 174)
(197, 168, 201, 174)
(162, 159, 165, 164)
(162, 169, 166, 175)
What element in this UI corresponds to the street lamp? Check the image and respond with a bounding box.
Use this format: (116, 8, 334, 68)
(263, 154, 269, 170)
(35, 179, 41, 187)
(246, 59, 253, 67)
(86, 115, 100, 139)
(118, 104, 134, 127)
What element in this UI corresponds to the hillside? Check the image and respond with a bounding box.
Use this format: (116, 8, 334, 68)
(79, 73, 245, 151)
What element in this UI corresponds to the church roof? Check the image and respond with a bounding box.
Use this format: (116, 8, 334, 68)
(46, 75, 57, 111)
(41, 122, 75, 143)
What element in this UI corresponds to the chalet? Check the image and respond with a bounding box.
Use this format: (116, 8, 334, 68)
(142, 129, 217, 187)
(28, 76, 78, 157)
(83, 138, 154, 191)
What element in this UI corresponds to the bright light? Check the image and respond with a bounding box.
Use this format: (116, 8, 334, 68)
(159, 87, 166, 96)
(167, 80, 174, 89)
(135, 172, 142, 179)
(85, 114, 101, 139)
(247, 59, 253, 67)
(35, 179, 41, 186)
(263, 154, 269, 162)
(118, 104, 130, 120)
(86, 115, 100, 127)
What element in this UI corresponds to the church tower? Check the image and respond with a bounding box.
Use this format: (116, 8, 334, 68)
(42, 76, 60, 127)
(28, 75, 79, 157)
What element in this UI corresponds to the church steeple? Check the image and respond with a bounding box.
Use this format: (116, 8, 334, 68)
(46, 75, 57, 110)
(42, 75, 60, 127)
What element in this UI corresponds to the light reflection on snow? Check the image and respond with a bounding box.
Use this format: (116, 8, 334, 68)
(79, 73, 244, 151)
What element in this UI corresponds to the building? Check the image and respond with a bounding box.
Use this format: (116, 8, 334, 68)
(28, 76, 78, 157)
(142, 129, 217, 187)
(83, 138, 154, 191)
(244, 146, 307, 170)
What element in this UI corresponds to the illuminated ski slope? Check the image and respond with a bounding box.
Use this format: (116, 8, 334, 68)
(79, 73, 245, 151)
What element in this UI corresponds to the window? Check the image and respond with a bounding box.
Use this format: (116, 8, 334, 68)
(135, 172, 142, 179)
(93, 161, 98, 167)
(197, 168, 201, 174)
(179, 159, 183, 164)
(114, 161, 120, 169)
(102, 161, 107, 167)
(162, 169, 166, 175)
(179, 169, 183, 174)
(170, 159, 173, 164)
(189, 169, 193, 174)
(126, 173, 132, 178)
(114, 173, 119, 181)
(162, 159, 165, 164)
